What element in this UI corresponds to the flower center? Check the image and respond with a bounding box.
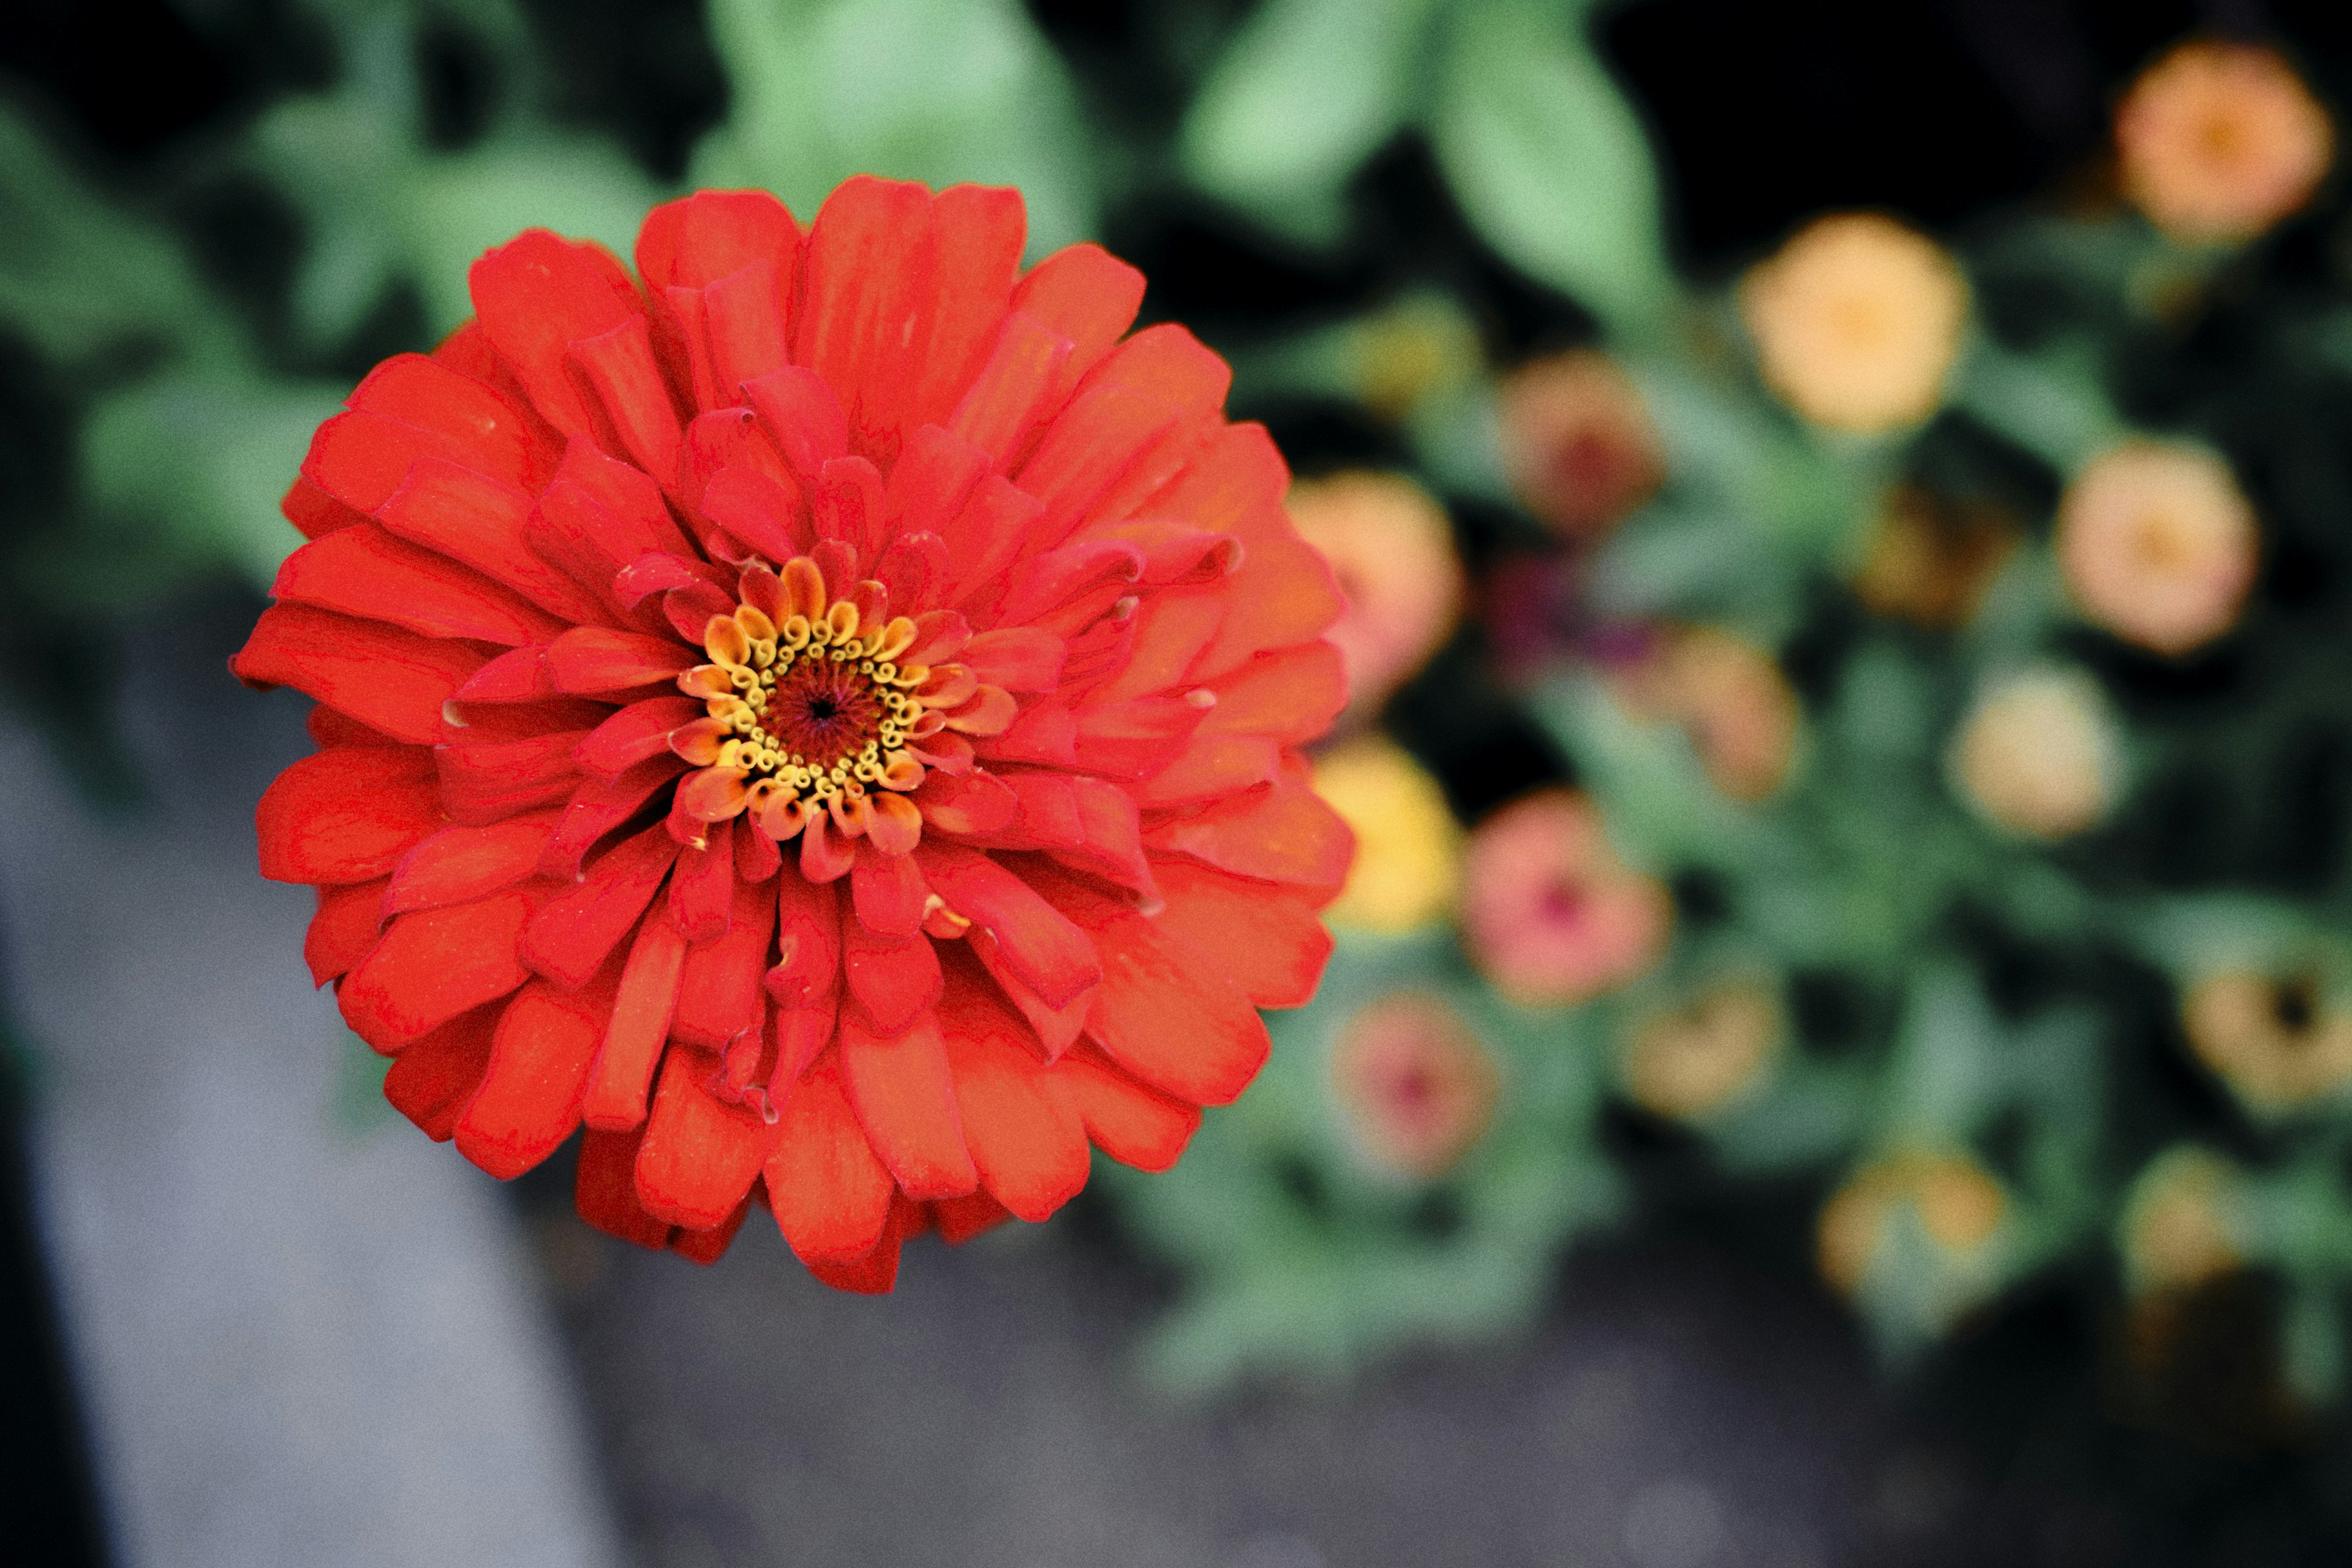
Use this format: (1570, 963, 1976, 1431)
(703, 603, 924, 823)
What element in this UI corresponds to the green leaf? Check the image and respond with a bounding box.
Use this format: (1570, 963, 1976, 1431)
(1427, 0, 1672, 341)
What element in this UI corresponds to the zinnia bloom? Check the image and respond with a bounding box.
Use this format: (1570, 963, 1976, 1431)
(1328, 992, 1499, 1180)
(2121, 1147, 2244, 1297)
(1817, 1151, 2006, 1300)
(2117, 41, 2334, 246)
(1740, 213, 1969, 435)
(2057, 441, 2257, 656)
(1621, 980, 1780, 1121)
(1496, 349, 1665, 540)
(1851, 484, 2019, 629)
(1313, 736, 1461, 934)
(1950, 666, 2122, 840)
(1611, 624, 1801, 802)
(1285, 471, 1463, 721)
(233, 178, 1353, 1289)
(2182, 970, 2352, 1114)
(1462, 790, 1669, 1008)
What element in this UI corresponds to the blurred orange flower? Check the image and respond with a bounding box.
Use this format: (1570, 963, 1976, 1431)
(1329, 992, 1501, 1180)
(1287, 472, 1464, 718)
(1313, 736, 1462, 933)
(1613, 625, 1801, 802)
(2057, 441, 2256, 656)
(1621, 980, 1781, 1120)
(1740, 213, 1969, 434)
(2183, 971, 2352, 1112)
(1817, 1152, 2007, 1298)
(1497, 349, 1666, 540)
(1463, 791, 1670, 1008)
(1852, 484, 2019, 629)
(1950, 666, 2121, 840)
(2117, 40, 2333, 245)
(2122, 1147, 2244, 1296)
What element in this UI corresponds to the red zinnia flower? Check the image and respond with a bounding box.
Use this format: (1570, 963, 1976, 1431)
(233, 178, 1353, 1291)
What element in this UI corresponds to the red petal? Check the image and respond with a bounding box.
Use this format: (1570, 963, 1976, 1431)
(762, 1051, 894, 1264)
(939, 975, 1088, 1221)
(523, 823, 682, 988)
(375, 458, 614, 627)
(932, 1190, 1014, 1245)
(548, 434, 698, 559)
(306, 878, 388, 987)
(1054, 1046, 1200, 1170)
(1051, 775, 1157, 902)
(382, 1002, 499, 1139)
(913, 767, 1018, 837)
(339, 886, 537, 1050)
(916, 845, 1099, 1008)
(1200, 641, 1348, 744)
(872, 531, 948, 618)
(1148, 859, 1332, 1009)
(767, 872, 842, 1009)
(575, 696, 703, 782)
(793, 176, 936, 464)
(305, 356, 555, 510)
(386, 812, 560, 916)
(812, 455, 889, 573)
(636, 189, 802, 293)
(838, 1007, 977, 1199)
(799, 1189, 918, 1292)
(674, 874, 777, 1050)
(453, 974, 611, 1178)
(283, 474, 367, 540)
(968, 930, 1094, 1059)
(231, 605, 485, 746)
(842, 923, 942, 1035)
(634, 1046, 780, 1229)
(274, 523, 567, 646)
(1143, 769, 1354, 894)
(666, 816, 736, 941)
(906, 183, 1025, 430)
(1129, 734, 1280, 809)
(308, 704, 401, 751)
(538, 756, 688, 881)
(667, 1194, 753, 1264)
(1140, 420, 1293, 545)
(569, 313, 685, 488)
(545, 626, 696, 695)
(575, 1125, 674, 1250)
(963, 627, 1065, 692)
(984, 769, 1084, 850)
(469, 229, 646, 441)
(884, 424, 989, 538)
(742, 366, 849, 488)
(1068, 693, 1207, 780)
(699, 465, 809, 562)
(993, 540, 1143, 628)
(1018, 385, 1180, 547)
(581, 913, 689, 1129)
(1088, 588, 1223, 704)
(452, 644, 556, 706)
(736, 818, 782, 883)
(437, 729, 589, 825)
(850, 846, 929, 940)
(1190, 536, 1346, 680)
(257, 745, 441, 884)
(940, 473, 1046, 604)
(947, 312, 1072, 470)
(1009, 241, 1145, 415)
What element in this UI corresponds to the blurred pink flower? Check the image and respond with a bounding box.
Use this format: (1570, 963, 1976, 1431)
(2118, 40, 2333, 245)
(1330, 992, 1500, 1180)
(2057, 441, 2257, 656)
(1498, 349, 1665, 540)
(1463, 791, 1670, 1008)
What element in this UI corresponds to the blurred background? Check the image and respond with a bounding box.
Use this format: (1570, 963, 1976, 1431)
(9, 0, 2352, 1564)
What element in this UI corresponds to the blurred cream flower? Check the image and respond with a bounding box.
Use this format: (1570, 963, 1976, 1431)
(1740, 214, 1970, 434)
(2118, 40, 2333, 245)
(1463, 790, 1671, 1008)
(1817, 1152, 2007, 1300)
(1621, 980, 1781, 1121)
(2121, 1147, 2245, 1296)
(1497, 349, 1666, 540)
(1950, 666, 2122, 840)
(1852, 484, 2019, 629)
(1313, 736, 1461, 933)
(2183, 970, 2352, 1112)
(1329, 992, 1501, 1180)
(2057, 442, 2257, 656)
(1614, 625, 1801, 802)
(1287, 472, 1464, 717)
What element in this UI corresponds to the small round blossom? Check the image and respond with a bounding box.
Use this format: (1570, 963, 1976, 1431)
(1950, 666, 2122, 840)
(1621, 980, 1781, 1121)
(1817, 1152, 2007, 1300)
(1613, 625, 1801, 802)
(1329, 992, 1500, 1180)
(1740, 214, 1970, 435)
(1286, 471, 1464, 718)
(1851, 484, 2019, 630)
(1463, 790, 1670, 1008)
(235, 179, 1354, 1289)
(2057, 441, 2257, 656)
(2117, 41, 2334, 246)
(2121, 1147, 2245, 1297)
(2183, 970, 2352, 1114)
(1313, 736, 1461, 933)
(1350, 296, 1482, 424)
(1497, 349, 1666, 540)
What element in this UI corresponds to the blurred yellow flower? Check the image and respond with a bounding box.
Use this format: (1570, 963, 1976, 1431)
(2121, 1147, 2245, 1296)
(1740, 213, 1969, 434)
(1613, 625, 1801, 802)
(2057, 441, 2256, 657)
(1329, 992, 1501, 1180)
(1352, 296, 1482, 423)
(1463, 790, 1671, 1008)
(2183, 970, 2352, 1112)
(1313, 736, 1461, 933)
(1621, 980, 1781, 1120)
(1950, 666, 2122, 840)
(2117, 40, 2333, 245)
(1496, 349, 1666, 540)
(1851, 484, 2019, 629)
(1287, 472, 1464, 718)
(1817, 1152, 2007, 1299)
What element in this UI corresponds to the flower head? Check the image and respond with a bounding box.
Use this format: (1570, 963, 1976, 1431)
(1950, 666, 2122, 840)
(2122, 1147, 2245, 1297)
(2118, 41, 2333, 245)
(1817, 1152, 2007, 1300)
(2183, 970, 2352, 1114)
(1286, 471, 1463, 720)
(1463, 790, 1670, 1008)
(1852, 484, 2019, 629)
(1612, 625, 1801, 802)
(1740, 214, 1970, 435)
(235, 179, 1354, 1289)
(1313, 736, 1461, 933)
(1497, 349, 1665, 539)
(1621, 980, 1781, 1121)
(1329, 992, 1499, 1180)
(2057, 441, 2256, 656)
